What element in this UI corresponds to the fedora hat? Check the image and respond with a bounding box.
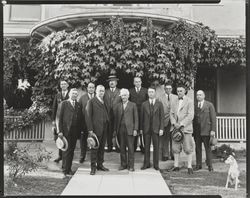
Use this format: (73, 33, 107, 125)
(171, 127, 184, 143)
(106, 74, 119, 82)
(56, 136, 68, 151)
(87, 133, 99, 149)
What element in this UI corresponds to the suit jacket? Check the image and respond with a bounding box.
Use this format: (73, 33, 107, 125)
(79, 93, 95, 132)
(103, 88, 121, 114)
(114, 101, 138, 136)
(159, 93, 178, 127)
(140, 100, 164, 134)
(58, 100, 82, 137)
(193, 100, 216, 136)
(129, 87, 148, 114)
(52, 90, 69, 121)
(85, 96, 109, 137)
(170, 96, 194, 134)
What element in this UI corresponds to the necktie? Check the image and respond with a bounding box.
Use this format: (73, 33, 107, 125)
(179, 97, 183, 100)
(72, 100, 75, 108)
(167, 94, 170, 101)
(198, 102, 201, 109)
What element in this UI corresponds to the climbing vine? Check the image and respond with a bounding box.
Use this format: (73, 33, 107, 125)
(4, 17, 246, 108)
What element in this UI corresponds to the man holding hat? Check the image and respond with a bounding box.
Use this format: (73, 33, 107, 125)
(129, 76, 148, 153)
(104, 74, 121, 152)
(86, 85, 110, 175)
(193, 90, 216, 172)
(78, 82, 95, 163)
(158, 82, 177, 161)
(58, 88, 83, 177)
(52, 79, 69, 163)
(168, 84, 195, 174)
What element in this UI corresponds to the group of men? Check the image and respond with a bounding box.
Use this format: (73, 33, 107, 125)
(52, 75, 216, 177)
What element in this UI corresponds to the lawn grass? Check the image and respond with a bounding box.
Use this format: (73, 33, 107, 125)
(160, 157, 246, 197)
(4, 174, 70, 196)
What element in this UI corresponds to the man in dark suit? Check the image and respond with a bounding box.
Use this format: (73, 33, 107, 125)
(104, 75, 121, 152)
(140, 87, 164, 170)
(58, 88, 83, 177)
(129, 77, 148, 153)
(86, 85, 110, 175)
(78, 82, 95, 163)
(159, 82, 178, 161)
(114, 89, 138, 171)
(168, 84, 195, 174)
(193, 90, 216, 172)
(52, 80, 69, 163)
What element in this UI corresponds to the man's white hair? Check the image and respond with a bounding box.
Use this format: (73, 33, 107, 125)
(120, 88, 130, 96)
(96, 85, 105, 92)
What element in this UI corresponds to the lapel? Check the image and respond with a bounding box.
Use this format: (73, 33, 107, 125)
(153, 100, 159, 113)
(67, 100, 75, 112)
(94, 97, 104, 107)
(113, 88, 119, 98)
(124, 101, 130, 113)
(201, 100, 207, 112)
(178, 96, 187, 112)
(145, 100, 150, 115)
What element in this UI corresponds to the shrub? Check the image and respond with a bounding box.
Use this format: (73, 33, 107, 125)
(4, 141, 52, 181)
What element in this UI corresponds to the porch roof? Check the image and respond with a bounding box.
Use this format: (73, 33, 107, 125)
(30, 10, 197, 40)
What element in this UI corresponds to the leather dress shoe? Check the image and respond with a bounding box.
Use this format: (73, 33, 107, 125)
(193, 165, 202, 171)
(54, 157, 62, 163)
(167, 166, 180, 172)
(90, 168, 96, 175)
(154, 166, 160, 170)
(208, 166, 214, 172)
(79, 158, 85, 163)
(129, 167, 135, 172)
(97, 165, 109, 171)
(188, 168, 194, 174)
(67, 170, 75, 175)
(140, 147, 145, 153)
(115, 147, 120, 153)
(118, 166, 127, 171)
(141, 165, 150, 170)
(162, 156, 169, 161)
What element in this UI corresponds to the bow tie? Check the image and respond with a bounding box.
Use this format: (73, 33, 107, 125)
(178, 97, 183, 100)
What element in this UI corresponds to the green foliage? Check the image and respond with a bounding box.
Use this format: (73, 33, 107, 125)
(4, 141, 52, 181)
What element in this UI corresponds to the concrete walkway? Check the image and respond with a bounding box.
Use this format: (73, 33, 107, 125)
(61, 164, 171, 195)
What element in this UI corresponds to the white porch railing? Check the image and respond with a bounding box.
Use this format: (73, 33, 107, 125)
(216, 116, 246, 142)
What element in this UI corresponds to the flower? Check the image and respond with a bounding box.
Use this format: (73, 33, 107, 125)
(17, 79, 31, 91)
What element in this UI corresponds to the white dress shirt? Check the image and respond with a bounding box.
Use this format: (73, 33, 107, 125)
(149, 98, 156, 105)
(198, 100, 204, 109)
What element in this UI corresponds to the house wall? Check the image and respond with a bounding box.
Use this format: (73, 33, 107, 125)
(3, 1, 245, 37)
(217, 67, 246, 114)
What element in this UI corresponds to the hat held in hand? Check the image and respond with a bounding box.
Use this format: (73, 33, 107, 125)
(87, 133, 99, 149)
(56, 136, 68, 151)
(171, 127, 184, 143)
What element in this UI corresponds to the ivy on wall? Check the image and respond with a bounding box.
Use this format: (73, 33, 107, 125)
(4, 17, 246, 109)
